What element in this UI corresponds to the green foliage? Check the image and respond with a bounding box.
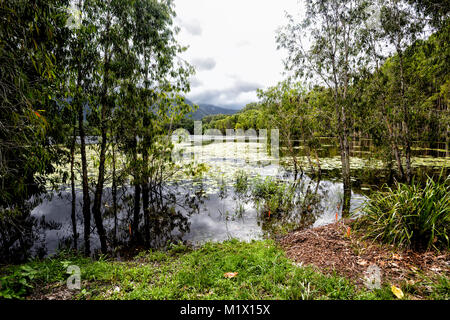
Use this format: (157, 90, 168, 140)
(0, 0, 70, 208)
(0, 265, 38, 299)
(250, 176, 296, 216)
(204, 103, 267, 134)
(429, 275, 450, 300)
(354, 176, 450, 250)
(0, 0, 72, 261)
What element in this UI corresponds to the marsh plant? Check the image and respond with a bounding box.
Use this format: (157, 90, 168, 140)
(217, 174, 228, 200)
(233, 169, 250, 197)
(250, 176, 297, 216)
(354, 175, 450, 250)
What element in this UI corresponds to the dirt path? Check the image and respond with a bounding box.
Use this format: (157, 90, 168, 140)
(278, 220, 450, 295)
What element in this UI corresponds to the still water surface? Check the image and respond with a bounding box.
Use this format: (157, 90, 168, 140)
(30, 136, 448, 256)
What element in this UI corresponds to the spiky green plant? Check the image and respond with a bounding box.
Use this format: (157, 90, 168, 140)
(354, 176, 449, 250)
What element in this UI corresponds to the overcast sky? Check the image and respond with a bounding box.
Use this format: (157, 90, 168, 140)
(174, 0, 303, 109)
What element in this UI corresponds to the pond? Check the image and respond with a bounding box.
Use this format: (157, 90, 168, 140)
(27, 135, 448, 257)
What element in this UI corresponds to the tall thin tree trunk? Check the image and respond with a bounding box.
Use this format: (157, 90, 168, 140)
(385, 115, 404, 180)
(335, 95, 351, 216)
(92, 117, 108, 254)
(91, 15, 111, 255)
(133, 182, 141, 244)
(70, 120, 78, 251)
(132, 137, 141, 244)
(340, 131, 352, 216)
(313, 149, 322, 180)
(78, 97, 91, 256)
(305, 143, 315, 176)
(142, 147, 150, 247)
(111, 131, 118, 248)
(142, 114, 150, 247)
(397, 47, 412, 183)
(446, 124, 449, 158)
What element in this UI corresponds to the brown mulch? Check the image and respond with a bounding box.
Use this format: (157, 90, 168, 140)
(28, 283, 76, 300)
(28, 280, 112, 300)
(279, 220, 450, 290)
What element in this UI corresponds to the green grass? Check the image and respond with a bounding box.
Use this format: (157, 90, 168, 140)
(354, 175, 450, 250)
(1, 240, 397, 300)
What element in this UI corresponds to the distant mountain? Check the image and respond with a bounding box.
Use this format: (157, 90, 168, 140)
(185, 99, 237, 120)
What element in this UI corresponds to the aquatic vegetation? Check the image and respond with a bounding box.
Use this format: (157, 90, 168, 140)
(354, 175, 450, 250)
(234, 169, 250, 196)
(217, 174, 228, 199)
(250, 176, 296, 216)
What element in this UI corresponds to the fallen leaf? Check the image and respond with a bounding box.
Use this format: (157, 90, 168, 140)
(224, 272, 238, 279)
(392, 254, 403, 260)
(391, 285, 404, 299)
(390, 262, 399, 268)
(357, 259, 368, 266)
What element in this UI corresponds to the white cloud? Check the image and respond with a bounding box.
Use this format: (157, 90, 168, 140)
(189, 79, 263, 108)
(174, 0, 302, 109)
(191, 57, 216, 71)
(189, 77, 203, 88)
(177, 17, 203, 36)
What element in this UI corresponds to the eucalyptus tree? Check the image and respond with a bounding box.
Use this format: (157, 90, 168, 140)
(88, 0, 144, 254)
(127, 0, 194, 246)
(403, 25, 450, 152)
(408, 0, 450, 29)
(377, 0, 427, 183)
(277, 0, 370, 215)
(354, 1, 405, 179)
(258, 81, 309, 180)
(65, 0, 101, 255)
(100, 0, 194, 247)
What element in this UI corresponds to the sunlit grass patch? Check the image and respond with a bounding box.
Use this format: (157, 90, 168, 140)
(1, 240, 396, 300)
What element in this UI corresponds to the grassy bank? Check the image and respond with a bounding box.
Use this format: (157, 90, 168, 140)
(1, 239, 399, 300)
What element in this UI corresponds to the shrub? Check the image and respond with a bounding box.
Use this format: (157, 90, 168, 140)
(354, 176, 449, 250)
(0, 265, 38, 299)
